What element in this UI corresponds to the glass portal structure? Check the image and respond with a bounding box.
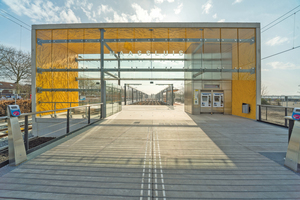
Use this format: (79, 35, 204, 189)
(32, 23, 261, 120)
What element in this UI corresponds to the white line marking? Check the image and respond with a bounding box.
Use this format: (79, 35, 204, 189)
(156, 131, 167, 199)
(140, 131, 150, 200)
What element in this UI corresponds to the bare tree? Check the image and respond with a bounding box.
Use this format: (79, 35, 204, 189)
(261, 84, 269, 96)
(0, 45, 31, 84)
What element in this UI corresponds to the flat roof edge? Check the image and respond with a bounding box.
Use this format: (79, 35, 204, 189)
(32, 22, 260, 30)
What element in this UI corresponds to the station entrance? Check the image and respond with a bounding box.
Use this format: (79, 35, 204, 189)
(32, 22, 260, 121)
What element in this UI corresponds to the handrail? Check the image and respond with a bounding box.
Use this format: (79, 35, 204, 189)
(0, 116, 8, 120)
(20, 103, 103, 117)
(259, 104, 296, 109)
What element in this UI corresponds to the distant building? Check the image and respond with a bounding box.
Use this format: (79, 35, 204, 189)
(0, 82, 17, 98)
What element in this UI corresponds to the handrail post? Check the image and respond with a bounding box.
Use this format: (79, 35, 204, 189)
(285, 107, 288, 127)
(88, 106, 91, 124)
(100, 104, 102, 119)
(24, 115, 29, 151)
(258, 105, 261, 120)
(54, 103, 56, 118)
(67, 109, 70, 133)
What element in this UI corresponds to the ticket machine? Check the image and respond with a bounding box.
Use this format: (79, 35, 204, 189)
(201, 92, 211, 107)
(7, 105, 27, 166)
(213, 93, 224, 108)
(201, 91, 224, 114)
(292, 108, 300, 120)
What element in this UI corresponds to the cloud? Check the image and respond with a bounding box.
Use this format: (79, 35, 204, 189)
(213, 13, 217, 18)
(154, 0, 174, 3)
(81, 7, 96, 22)
(174, 3, 183, 14)
(65, 0, 74, 8)
(267, 62, 300, 70)
(87, 3, 93, 10)
(202, 0, 212, 14)
(266, 36, 289, 46)
(233, 0, 243, 4)
(218, 19, 225, 22)
(129, 3, 165, 22)
(3, 0, 80, 23)
(60, 9, 81, 23)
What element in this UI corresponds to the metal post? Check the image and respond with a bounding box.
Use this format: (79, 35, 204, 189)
(100, 104, 102, 119)
(285, 107, 288, 127)
(171, 84, 173, 106)
(118, 52, 120, 85)
(166, 89, 168, 104)
(266, 106, 267, 121)
(259, 105, 261, 121)
(111, 85, 114, 114)
(132, 88, 134, 104)
(100, 29, 106, 118)
(124, 84, 126, 105)
(54, 103, 56, 117)
(24, 115, 29, 151)
(136, 90, 138, 102)
(67, 109, 70, 133)
(88, 106, 90, 124)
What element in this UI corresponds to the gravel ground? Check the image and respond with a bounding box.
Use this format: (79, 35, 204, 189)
(0, 137, 55, 164)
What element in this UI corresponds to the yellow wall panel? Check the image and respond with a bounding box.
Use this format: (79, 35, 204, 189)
(232, 80, 256, 119)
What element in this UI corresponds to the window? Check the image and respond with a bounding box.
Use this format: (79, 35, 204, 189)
(10, 84, 13, 86)
(202, 96, 207, 101)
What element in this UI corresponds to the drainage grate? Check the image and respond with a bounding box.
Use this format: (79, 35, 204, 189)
(133, 122, 140, 124)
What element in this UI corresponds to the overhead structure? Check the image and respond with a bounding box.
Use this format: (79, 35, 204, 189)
(31, 22, 260, 120)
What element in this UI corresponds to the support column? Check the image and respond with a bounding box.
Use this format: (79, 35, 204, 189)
(100, 29, 106, 118)
(171, 84, 173, 106)
(118, 52, 120, 86)
(124, 84, 126, 105)
(132, 88, 134, 104)
(166, 90, 168, 104)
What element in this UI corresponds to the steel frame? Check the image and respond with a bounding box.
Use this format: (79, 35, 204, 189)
(32, 22, 260, 120)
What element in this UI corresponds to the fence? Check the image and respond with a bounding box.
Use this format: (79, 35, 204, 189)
(257, 105, 294, 127)
(0, 103, 103, 167)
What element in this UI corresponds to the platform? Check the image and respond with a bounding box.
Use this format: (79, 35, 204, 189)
(0, 105, 300, 199)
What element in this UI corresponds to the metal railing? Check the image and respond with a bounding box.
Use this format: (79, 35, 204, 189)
(257, 104, 294, 127)
(0, 103, 103, 166)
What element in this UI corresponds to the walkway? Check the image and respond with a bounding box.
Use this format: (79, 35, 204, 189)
(0, 105, 299, 199)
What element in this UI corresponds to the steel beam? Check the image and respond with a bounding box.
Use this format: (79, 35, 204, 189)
(100, 29, 106, 118)
(37, 67, 255, 73)
(37, 37, 255, 45)
(104, 71, 119, 79)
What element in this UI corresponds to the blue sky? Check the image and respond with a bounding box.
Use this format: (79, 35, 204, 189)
(0, 0, 299, 95)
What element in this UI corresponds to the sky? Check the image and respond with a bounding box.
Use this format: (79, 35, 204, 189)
(0, 0, 299, 95)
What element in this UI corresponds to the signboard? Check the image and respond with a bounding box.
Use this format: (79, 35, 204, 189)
(80, 96, 86, 101)
(194, 89, 199, 105)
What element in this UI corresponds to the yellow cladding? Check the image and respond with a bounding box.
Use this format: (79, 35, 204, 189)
(36, 29, 79, 114)
(36, 27, 257, 119)
(232, 29, 256, 119)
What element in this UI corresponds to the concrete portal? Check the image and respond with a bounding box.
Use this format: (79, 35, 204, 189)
(0, 105, 299, 199)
